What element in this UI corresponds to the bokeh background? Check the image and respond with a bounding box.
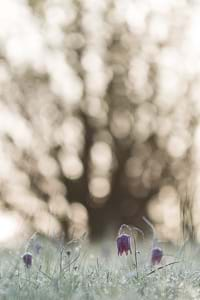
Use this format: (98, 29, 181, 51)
(0, 0, 199, 247)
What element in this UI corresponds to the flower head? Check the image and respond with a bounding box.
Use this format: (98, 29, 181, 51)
(151, 247, 163, 265)
(22, 252, 32, 268)
(117, 234, 132, 256)
(33, 242, 42, 255)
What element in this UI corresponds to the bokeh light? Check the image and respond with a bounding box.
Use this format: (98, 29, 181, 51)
(0, 0, 200, 245)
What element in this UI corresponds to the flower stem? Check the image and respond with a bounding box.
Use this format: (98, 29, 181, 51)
(132, 233, 138, 279)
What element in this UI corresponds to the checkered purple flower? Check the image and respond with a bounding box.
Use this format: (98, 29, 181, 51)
(151, 247, 163, 265)
(117, 234, 132, 256)
(22, 252, 32, 268)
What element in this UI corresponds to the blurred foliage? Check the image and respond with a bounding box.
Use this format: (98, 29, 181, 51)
(0, 0, 199, 244)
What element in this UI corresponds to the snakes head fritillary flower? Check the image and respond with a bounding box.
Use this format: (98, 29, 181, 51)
(22, 252, 32, 268)
(117, 234, 132, 256)
(33, 242, 42, 255)
(151, 247, 163, 265)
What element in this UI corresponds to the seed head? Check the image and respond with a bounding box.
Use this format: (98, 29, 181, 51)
(117, 234, 132, 256)
(22, 252, 32, 268)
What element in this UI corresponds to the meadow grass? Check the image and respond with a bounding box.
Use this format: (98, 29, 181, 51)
(0, 236, 200, 300)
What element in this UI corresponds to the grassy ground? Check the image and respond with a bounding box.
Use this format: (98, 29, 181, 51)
(0, 236, 200, 300)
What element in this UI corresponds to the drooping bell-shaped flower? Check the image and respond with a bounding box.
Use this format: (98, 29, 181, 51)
(22, 252, 32, 268)
(117, 234, 132, 256)
(33, 242, 42, 255)
(151, 247, 163, 265)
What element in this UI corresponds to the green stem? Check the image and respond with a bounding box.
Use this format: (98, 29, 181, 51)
(132, 233, 138, 279)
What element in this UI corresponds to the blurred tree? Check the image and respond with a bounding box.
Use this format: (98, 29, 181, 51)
(0, 0, 199, 245)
